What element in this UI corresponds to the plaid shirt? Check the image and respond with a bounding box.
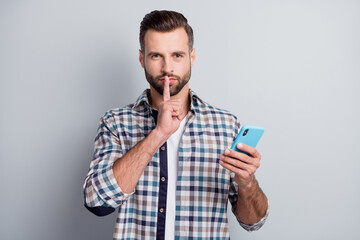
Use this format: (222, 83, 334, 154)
(83, 89, 268, 239)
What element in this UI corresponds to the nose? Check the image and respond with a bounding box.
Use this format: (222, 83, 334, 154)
(161, 57, 173, 75)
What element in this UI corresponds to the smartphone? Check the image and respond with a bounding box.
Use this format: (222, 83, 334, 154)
(230, 125, 264, 155)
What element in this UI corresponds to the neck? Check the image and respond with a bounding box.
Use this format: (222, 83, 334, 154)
(149, 83, 190, 115)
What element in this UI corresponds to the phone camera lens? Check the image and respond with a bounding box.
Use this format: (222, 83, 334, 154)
(243, 129, 248, 136)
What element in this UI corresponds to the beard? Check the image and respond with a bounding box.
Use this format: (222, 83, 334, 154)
(144, 67, 191, 97)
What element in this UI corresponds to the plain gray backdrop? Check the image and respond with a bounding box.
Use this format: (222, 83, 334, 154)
(1, 0, 359, 239)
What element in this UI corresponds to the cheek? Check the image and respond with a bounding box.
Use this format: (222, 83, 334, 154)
(145, 61, 160, 73)
(178, 61, 191, 73)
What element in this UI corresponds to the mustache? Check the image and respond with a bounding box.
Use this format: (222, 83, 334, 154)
(155, 74, 180, 81)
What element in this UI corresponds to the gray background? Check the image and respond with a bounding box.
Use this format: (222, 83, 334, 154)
(1, 0, 359, 239)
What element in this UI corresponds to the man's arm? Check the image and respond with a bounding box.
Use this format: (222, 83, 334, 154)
(220, 143, 268, 225)
(113, 77, 184, 194)
(235, 177, 268, 224)
(84, 77, 183, 215)
(112, 129, 167, 193)
(84, 118, 167, 215)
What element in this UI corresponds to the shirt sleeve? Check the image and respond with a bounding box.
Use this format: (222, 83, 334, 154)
(236, 206, 269, 231)
(83, 113, 134, 216)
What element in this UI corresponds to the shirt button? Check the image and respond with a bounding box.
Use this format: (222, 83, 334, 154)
(159, 208, 164, 213)
(160, 146, 166, 151)
(161, 177, 166, 182)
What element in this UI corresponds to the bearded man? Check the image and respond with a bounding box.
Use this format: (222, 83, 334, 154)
(83, 10, 269, 240)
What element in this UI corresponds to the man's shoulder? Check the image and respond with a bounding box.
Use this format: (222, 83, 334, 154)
(101, 90, 151, 122)
(193, 94, 239, 122)
(192, 97, 240, 136)
(101, 104, 148, 122)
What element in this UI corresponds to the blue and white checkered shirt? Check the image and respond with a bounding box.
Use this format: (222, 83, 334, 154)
(83, 89, 268, 239)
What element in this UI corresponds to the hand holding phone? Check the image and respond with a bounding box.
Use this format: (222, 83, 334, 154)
(231, 125, 264, 155)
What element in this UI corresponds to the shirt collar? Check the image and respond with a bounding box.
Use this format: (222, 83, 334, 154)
(132, 89, 152, 110)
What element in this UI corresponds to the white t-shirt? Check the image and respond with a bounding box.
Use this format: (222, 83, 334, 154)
(165, 115, 188, 239)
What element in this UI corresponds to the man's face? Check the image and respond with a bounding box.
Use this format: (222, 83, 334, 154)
(139, 27, 195, 96)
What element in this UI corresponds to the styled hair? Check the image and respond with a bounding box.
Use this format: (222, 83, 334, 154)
(139, 10, 194, 53)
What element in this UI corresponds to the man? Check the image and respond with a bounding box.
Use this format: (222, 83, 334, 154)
(83, 10, 268, 239)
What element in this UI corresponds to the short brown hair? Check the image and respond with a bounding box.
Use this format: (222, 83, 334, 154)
(139, 10, 194, 53)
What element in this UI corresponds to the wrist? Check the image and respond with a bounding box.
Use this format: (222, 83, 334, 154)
(152, 127, 170, 143)
(149, 128, 169, 148)
(237, 177, 257, 197)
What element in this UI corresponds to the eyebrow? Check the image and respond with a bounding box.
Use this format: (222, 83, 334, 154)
(147, 51, 161, 57)
(146, 51, 188, 57)
(173, 51, 187, 56)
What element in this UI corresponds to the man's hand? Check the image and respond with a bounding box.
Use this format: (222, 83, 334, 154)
(112, 76, 184, 194)
(219, 143, 268, 224)
(155, 76, 184, 140)
(219, 143, 261, 189)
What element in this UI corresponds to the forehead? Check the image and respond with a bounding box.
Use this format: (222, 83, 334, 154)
(143, 27, 189, 53)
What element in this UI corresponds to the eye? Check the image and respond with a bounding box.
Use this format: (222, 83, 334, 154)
(174, 53, 182, 58)
(151, 54, 160, 59)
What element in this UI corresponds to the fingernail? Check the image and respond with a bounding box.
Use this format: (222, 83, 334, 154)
(220, 155, 224, 160)
(225, 149, 230, 155)
(237, 143, 243, 149)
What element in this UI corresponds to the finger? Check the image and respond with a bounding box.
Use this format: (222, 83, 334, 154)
(236, 143, 261, 159)
(219, 158, 250, 178)
(165, 101, 183, 119)
(224, 148, 252, 164)
(171, 109, 181, 117)
(171, 109, 183, 120)
(220, 154, 259, 171)
(163, 76, 170, 101)
(220, 154, 247, 170)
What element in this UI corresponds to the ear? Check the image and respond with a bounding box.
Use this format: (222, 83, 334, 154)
(139, 49, 145, 68)
(190, 48, 196, 67)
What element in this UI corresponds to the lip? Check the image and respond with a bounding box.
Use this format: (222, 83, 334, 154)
(159, 77, 177, 83)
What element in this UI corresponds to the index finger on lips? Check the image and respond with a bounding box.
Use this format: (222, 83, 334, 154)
(163, 76, 170, 101)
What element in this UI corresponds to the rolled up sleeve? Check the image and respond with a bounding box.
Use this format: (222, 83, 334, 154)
(236, 205, 269, 231)
(83, 114, 134, 215)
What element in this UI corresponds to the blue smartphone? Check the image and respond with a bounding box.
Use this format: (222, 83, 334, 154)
(230, 125, 264, 155)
